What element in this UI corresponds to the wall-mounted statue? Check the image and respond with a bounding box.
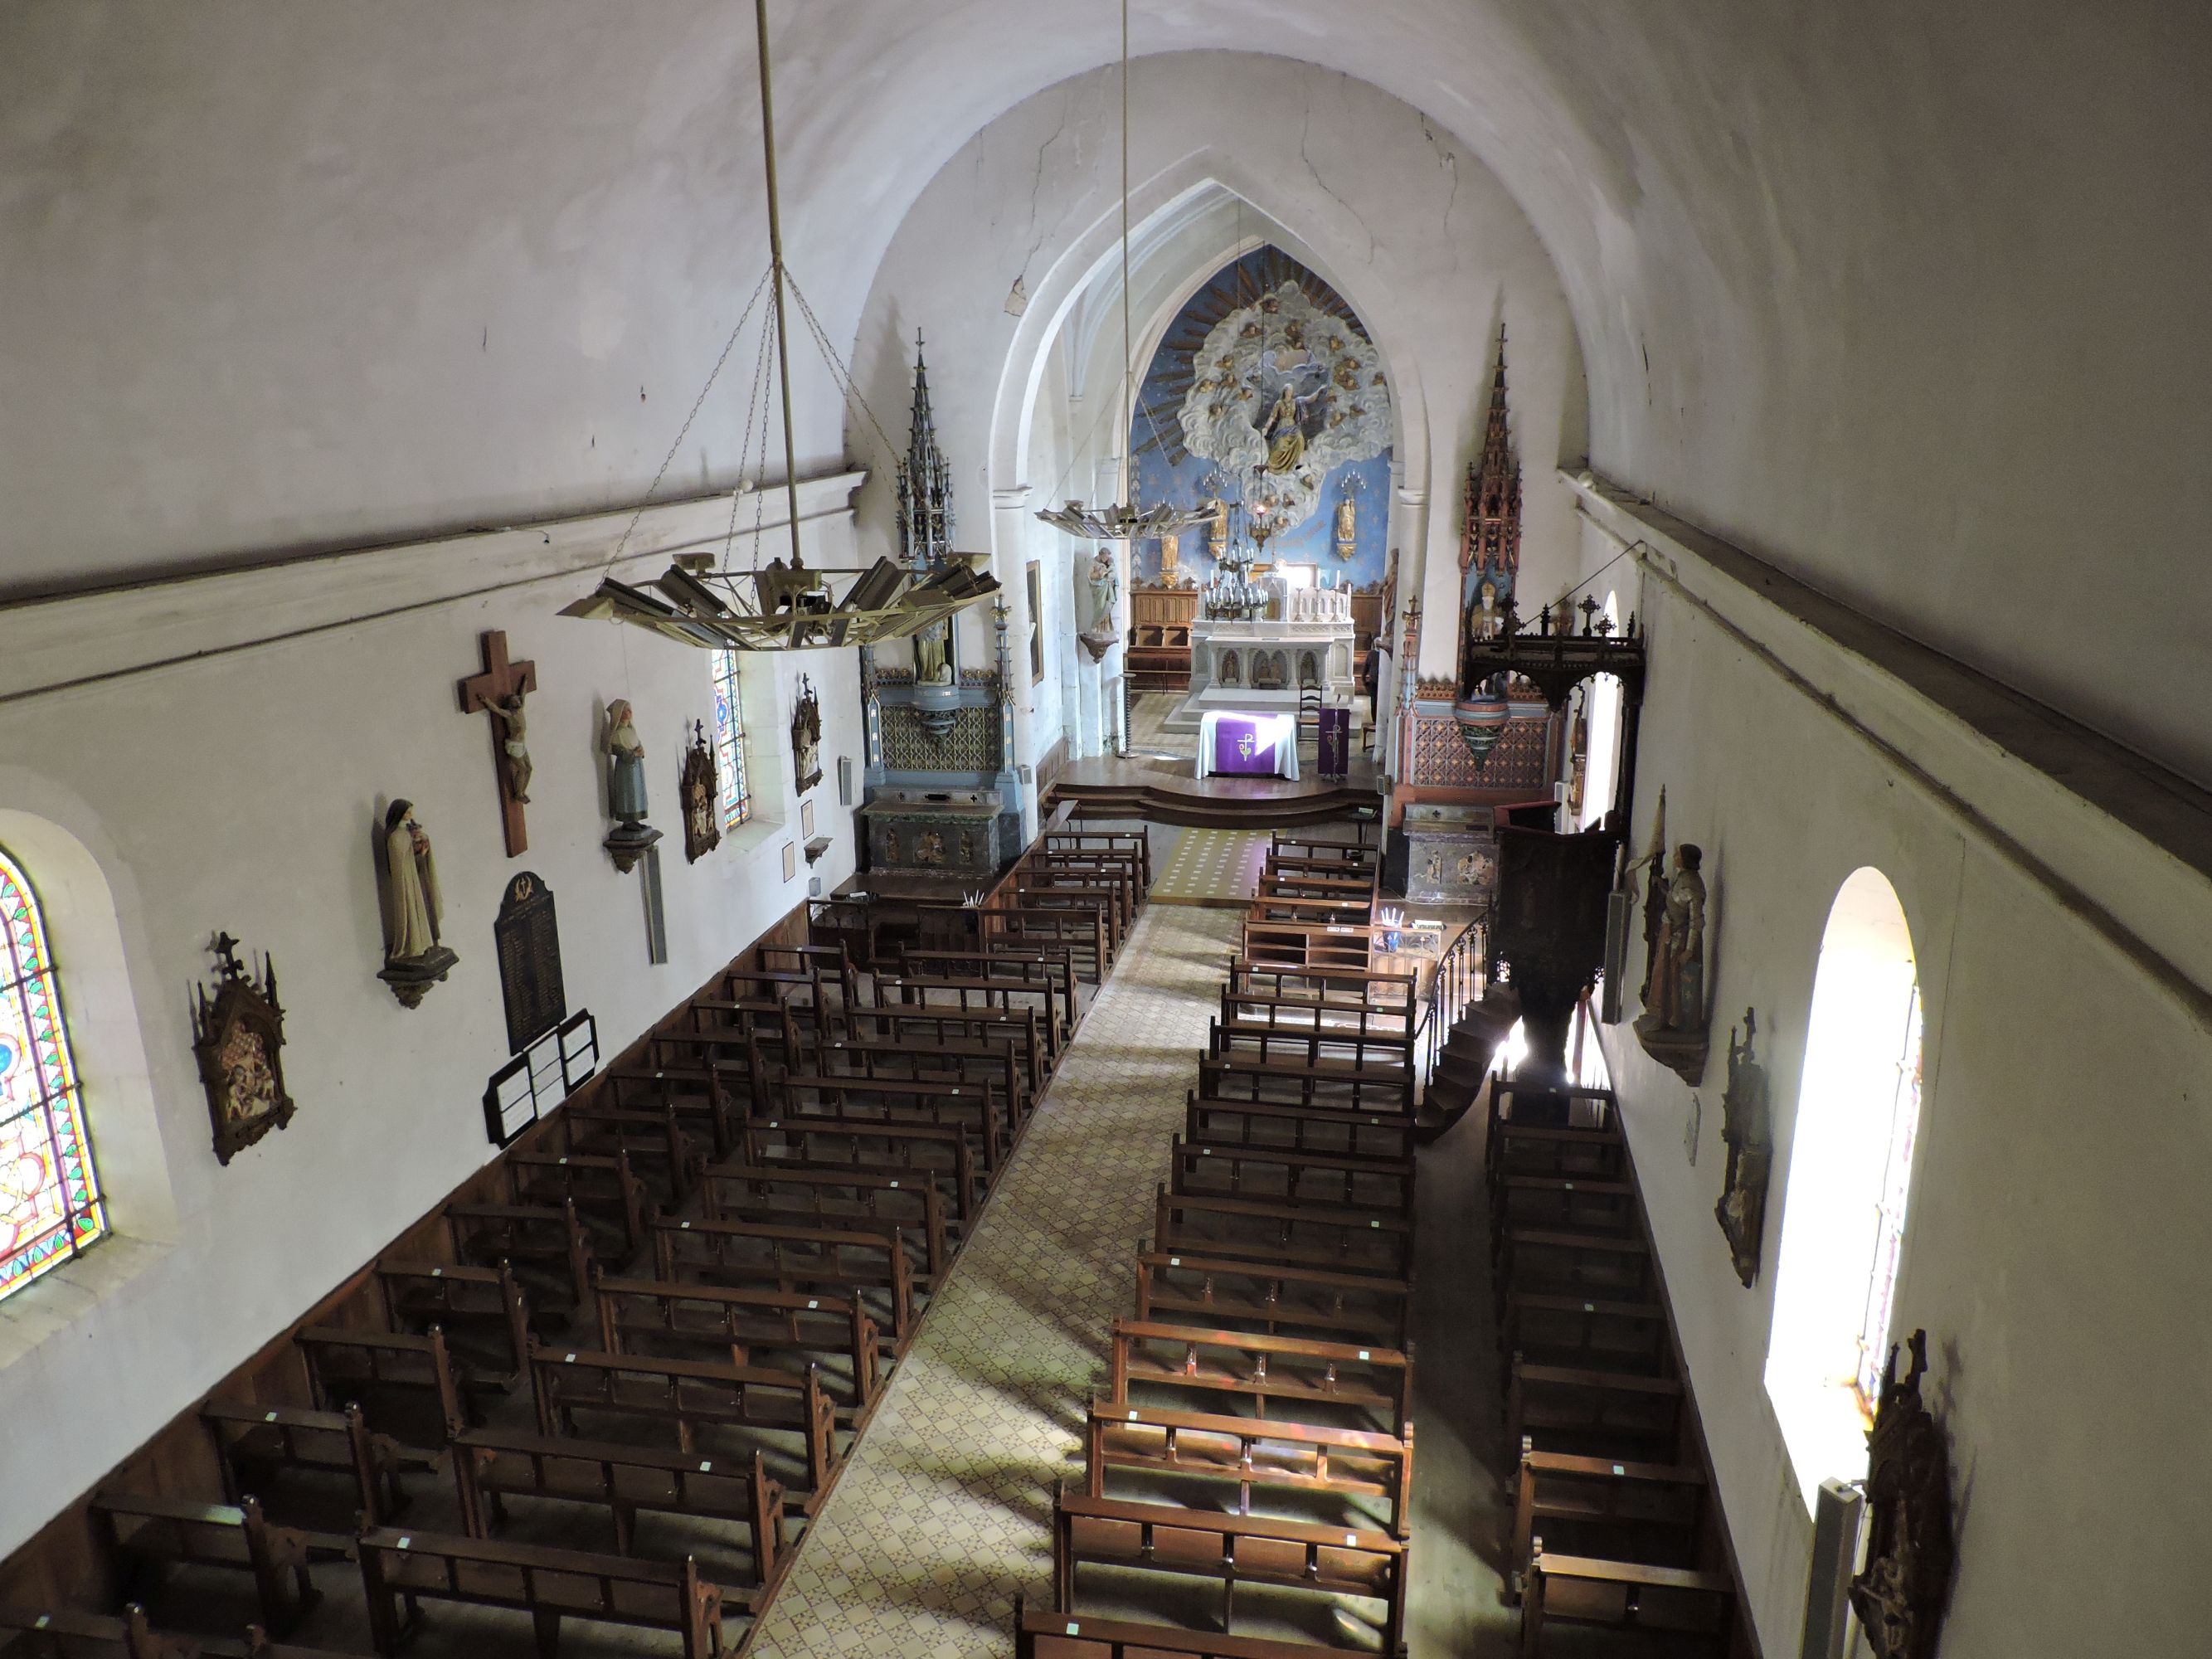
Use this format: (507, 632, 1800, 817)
(1088, 547, 1120, 625)
(1713, 1007, 1771, 1287)
(601, 699, 662, 873)
(1850, 1331, 1955, 1659)
(790, 674, 824, 795)
(1634, 835, 1714, 1083)
(375, 800, 458, 1007)
(192, 932, 295, 1163)
(679, 721, 722, 863)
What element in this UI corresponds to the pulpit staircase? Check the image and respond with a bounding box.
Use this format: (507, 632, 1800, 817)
(1415, 925, 1519, 1143)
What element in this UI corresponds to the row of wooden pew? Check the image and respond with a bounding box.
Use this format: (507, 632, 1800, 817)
(1020, 830, 1420, 1659)
(6, 834, 1155, 1659)
(1485, 1079, 1743, 1654)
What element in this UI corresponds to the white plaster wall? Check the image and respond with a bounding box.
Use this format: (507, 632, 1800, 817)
(843, 53, 1584, 731)
(1588, 518, 2212, 1656)
(0, 497, 864, 1558)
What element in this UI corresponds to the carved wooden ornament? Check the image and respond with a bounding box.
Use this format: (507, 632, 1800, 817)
(1713, 1007, 1771, 1287)
(192, 933, 295, 1165)
(1850, 1330, 1955, 1659)
(680, 720, 722, 864)
(790, 674, 824, 795)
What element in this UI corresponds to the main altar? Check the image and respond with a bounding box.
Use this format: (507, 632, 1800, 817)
(1166, 585, 1363, 736)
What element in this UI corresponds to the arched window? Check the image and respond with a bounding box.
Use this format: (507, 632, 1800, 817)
(1764, 868, 1925, 1504)
(1576, 593, 1624, 830)
(710, 649, 752, 831)
(0, 845, 108, 1300)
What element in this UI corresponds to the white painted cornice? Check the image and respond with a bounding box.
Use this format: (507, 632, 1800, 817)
(1567, 469, 2212, 1027)
(0, 473, 868, 707)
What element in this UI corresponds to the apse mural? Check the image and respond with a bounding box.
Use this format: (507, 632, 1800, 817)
(1129, 248, 1393, 586)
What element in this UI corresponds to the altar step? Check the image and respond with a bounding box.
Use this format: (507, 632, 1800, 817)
(1049, 771, 1378, 829)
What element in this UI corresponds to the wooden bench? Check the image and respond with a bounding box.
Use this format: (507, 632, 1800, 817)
(1170, 1133, 1415, 1215)
(1495, 1228, 1655, 1309)
(1043, 829, 1152, 889)
(874, 974, 1069, 1062)
(1184, 1094, 1416, 1162)
(1490, 1175, 1638, 1243)
(372, 1260, 533, 1398)
(1216, 990, 1415, 1055)
(651, 1214, 916, 1344)
(981, 905, 1109, 985)
(807, 1033, 1030, 1131)
(1500, 1292, 1672, 1382)
(568, 1086, 717, 1180)
(525, 1342, 837, 1493)
(1197, 1057, 1414, 1117)
(836, 1005, 1049, 1102)
(1208, 1019, 1417, 1087)
(1226, 961, 1416, 1017)
(740, 1117, 980, 1226)
(201, 1400, 393, 1539)
(702, 1158, 950, 1287)
(1109, 1319, 1412, 1436)
(452, 1429, 788, 1588)
(1267, 834, 1377, 869)
(1486, 1121, 1626, 1185)
(1011, 1596, 1376, 1659)
(0, 1604, 359, 1659)
(508, 1148, 653, 1262)
(357, 1528, 722, 1659)
(294, 1327, 464, 1463)
(1153, 1185, 1412, 1280)
(442, 1200, 594, 1311)
(592, 1272, 882, 1410)
(1086, 1399, 1414, 1537)
(1006, 878, 1121, 964)
(1133, 1250, 1412, 1348)
(1519, 1547, 1733, 1654)
(90, 1493, 316, 1637)
(1244, 892, 1376, 927)
(763, 1069, 1006, 1178)
(1506, 1361, 1683, 1463)
(1052, 1487, 1406, 1657)
(1509, 1449, 1708, 1599)
(891, 949, 1079, 1043)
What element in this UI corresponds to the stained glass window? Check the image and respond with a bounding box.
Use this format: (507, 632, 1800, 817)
(1855, 982, 1924, 1404)
(1, 846, 107, 1301)
(710, 649, 751, 831)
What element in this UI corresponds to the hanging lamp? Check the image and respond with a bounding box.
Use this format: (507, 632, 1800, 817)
(562, 0, 1001, 651)
(1033, 0, 1208, 544)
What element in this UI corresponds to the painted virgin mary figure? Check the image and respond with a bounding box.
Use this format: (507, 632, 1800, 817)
(605, 700, 649, 823)
(1260, 383, 1306, 474)
(382, 800, 444, 964)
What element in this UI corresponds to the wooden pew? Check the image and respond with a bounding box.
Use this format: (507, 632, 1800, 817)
(1153, 1185, 1413, 1280)
(1085, 1400, 1414, 1538)
(1500, 1292, 1672, 1383)
(1007, 877, 1121, 964)
(980, 905, 1109, 985)
(372, 1260, 533, 1399)
(891, 948, 1078, 1042)
(702, 1159, 950, 1288)
(1133, 1250, 1412, 1348)
(90, 1493, 316, 1637)
(838, 1003, 1050, 1100)
(1519, 1547, 1733, 1655)
(1490, 1175, 1638, 1245)
(1244, 892, 1376, 927)
(357, 1528, 722, 1659)
(507, 1148, 653, 1263)
(1184, 1093, 1417, 1163)
(294, 1328, 464, 1466)
(525, 1341, 837, 1494)
(200, 1401, 393, 1540)
(1508, 1449, 1708, 1600)
(572, 1077, 722, 1175)
(1208, 1019, 1417, 1087)
(1266, 834, 1377, 870)
(651, 1214, 916, 1345)
(741, 1114, 980, 1226)
(1051, 1486, 1407, 1659)
(764, 1069, 1007, 1179)
(1226, 961, 1417, 1019)
(1011, 1596, 1377, 1659)
(809, 1033, 1031, 1133)
(1032, 854, 1140, 932)
(0, 1604, 360, 1659)
(1169, 1133, 1416, 1215)
(1506, 1361, 1683, 1463)
(592, 1272, 882, 1412)
(1239, 920, 1373, 973)
(874, 972, 1070, 1063)
(1108, 1319, 1412, 1437)
(1216, 987, 1416, 1053)
(452, 1431, 788, 1588)
(1487, 1121, 1626, 1186)
(1495, 1228, 1655, 1310)
(1198, 1054, 1414, 1117)
(442, 1199, 594, 1311)
(1043, 829, 1152, 888)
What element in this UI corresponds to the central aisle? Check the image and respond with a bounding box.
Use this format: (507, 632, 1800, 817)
(747, 904, 1242, 1659)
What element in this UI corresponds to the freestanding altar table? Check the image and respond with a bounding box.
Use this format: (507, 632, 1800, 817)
(1194, 711, 1300, 781)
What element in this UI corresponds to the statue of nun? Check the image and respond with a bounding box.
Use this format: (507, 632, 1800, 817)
(606, 700, 649, 825)
(382, 800, 444, 964)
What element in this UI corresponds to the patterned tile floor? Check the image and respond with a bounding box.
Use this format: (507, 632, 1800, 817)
(745, 905, 1243, 1659)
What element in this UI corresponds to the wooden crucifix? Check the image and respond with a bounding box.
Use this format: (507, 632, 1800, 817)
(458, 630, 537, 858)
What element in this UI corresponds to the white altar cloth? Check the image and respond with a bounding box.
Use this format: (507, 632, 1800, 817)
(1194, 711, 1300, 781)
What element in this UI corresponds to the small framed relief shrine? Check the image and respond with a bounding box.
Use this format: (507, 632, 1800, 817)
(192, 933, 296, 1164)
(790, 674, 824, 795)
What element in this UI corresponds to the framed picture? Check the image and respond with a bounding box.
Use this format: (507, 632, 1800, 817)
(801, 798, 814, 838)
(1026, 560, 1044, 684)
(780, 841, 796, 882)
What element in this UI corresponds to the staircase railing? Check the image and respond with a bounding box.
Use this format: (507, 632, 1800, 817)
(1422, 917, 1487, 1079)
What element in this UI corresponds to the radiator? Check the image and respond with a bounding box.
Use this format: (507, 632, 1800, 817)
(1802, 1477, 1867, 1659)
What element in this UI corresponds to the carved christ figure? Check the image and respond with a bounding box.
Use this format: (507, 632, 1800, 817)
(489, 692, 532, 802)
(382, 800, 445, 964)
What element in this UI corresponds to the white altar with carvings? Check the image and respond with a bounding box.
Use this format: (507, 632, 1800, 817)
(1168, 586, 1360, 731)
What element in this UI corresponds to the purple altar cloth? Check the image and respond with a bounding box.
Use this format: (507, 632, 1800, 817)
(1213, 715, 1283, 776)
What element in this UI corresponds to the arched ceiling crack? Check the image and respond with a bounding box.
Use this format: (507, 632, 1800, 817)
(1299, 88, 1378, 265)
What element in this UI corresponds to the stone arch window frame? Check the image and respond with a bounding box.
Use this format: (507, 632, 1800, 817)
(0, 841, 109, 1301)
